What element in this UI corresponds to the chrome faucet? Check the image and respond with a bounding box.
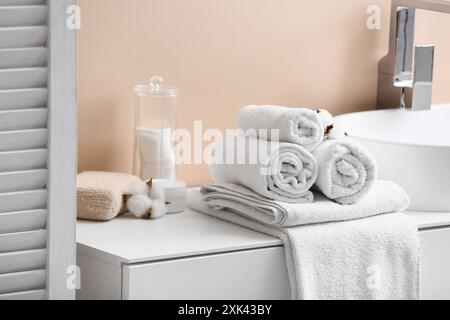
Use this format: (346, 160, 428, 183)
(378, 0, 450, 110)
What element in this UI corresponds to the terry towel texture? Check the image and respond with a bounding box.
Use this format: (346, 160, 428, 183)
(238, 105, 324, 151)
(313, 139, 377, 205)
(77, 171, 140, 221)
(199, 180, 409, 227)
(188, 186, 420, 300)
(209, 135, 318, 203)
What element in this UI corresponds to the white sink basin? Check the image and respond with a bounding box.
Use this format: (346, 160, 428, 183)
(335, 105, 450, 212)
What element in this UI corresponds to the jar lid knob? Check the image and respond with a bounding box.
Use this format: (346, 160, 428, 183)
(149, 76, 164, 92)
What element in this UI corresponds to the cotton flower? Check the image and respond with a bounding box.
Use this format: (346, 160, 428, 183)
(129, 180, 150, 196)
(126, 178, 170, 219)
(316, 109, 334, 130)
(150, 199, 168, 219)
(150, 180, 166, 202)
(127, 194, 153, 218)
(328, 123, 347, 140)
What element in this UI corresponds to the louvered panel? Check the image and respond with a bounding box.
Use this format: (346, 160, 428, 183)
(0, 270, 46, 295)
(0, 68, 47, 90)
(0, 89, 48, 110)
(0, 109, 47, 131)
(0, 129, 47, 152)
(0, 230, 46, 253)
(0, 190, 47, 213)
(0, 5, 47, 27)
(0, 0, 46, 5)
(0, 289, 46, 300)
(0, 48, 47, 69)
(0, 149, 47, 172)
(0, 26, 47, 49)
(0, 170, 47, 193)
(0, 209, 46, 233)
(0, 0, 76, 300)
(0, 249, 46, 274)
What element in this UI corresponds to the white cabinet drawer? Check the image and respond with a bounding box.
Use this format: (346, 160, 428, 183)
(122, 246, 290, 300)
(420, 227, 450, 300)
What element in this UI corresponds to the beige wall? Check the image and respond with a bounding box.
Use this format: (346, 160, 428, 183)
(78, 0, 450, 186)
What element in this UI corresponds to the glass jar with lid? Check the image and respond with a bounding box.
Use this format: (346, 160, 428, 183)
(133, 76, 178, 180)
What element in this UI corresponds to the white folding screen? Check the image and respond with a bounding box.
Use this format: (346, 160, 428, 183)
(0, 0, 76, 300)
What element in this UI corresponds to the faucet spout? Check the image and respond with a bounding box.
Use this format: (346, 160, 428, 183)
(377, 0, 450, 110)
(396, 0, 450, 13)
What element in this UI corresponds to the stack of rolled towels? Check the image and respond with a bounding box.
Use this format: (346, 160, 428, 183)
(191, 106, 419, 300)
(209, 104, 377, 206)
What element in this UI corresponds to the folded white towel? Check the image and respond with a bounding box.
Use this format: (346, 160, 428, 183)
(238, 105, 324, 151)
(188, 188, 419, 300)
(198, 180, 409, 227)
(313, 138, 377, 205)
(209, 135, 318, 203)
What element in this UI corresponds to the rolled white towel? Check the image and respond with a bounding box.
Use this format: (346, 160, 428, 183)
(238, 105, 324, 151)
(209, 135, 318, 203)
(313, 139, 377, 205)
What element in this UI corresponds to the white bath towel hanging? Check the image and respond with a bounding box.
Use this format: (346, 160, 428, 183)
(188, 183, 420, 300)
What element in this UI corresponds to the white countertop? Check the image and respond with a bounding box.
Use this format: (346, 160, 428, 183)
(77, 208, 282, 266)
(77, 208, 450, 266)
(405, 211, 450, 230)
